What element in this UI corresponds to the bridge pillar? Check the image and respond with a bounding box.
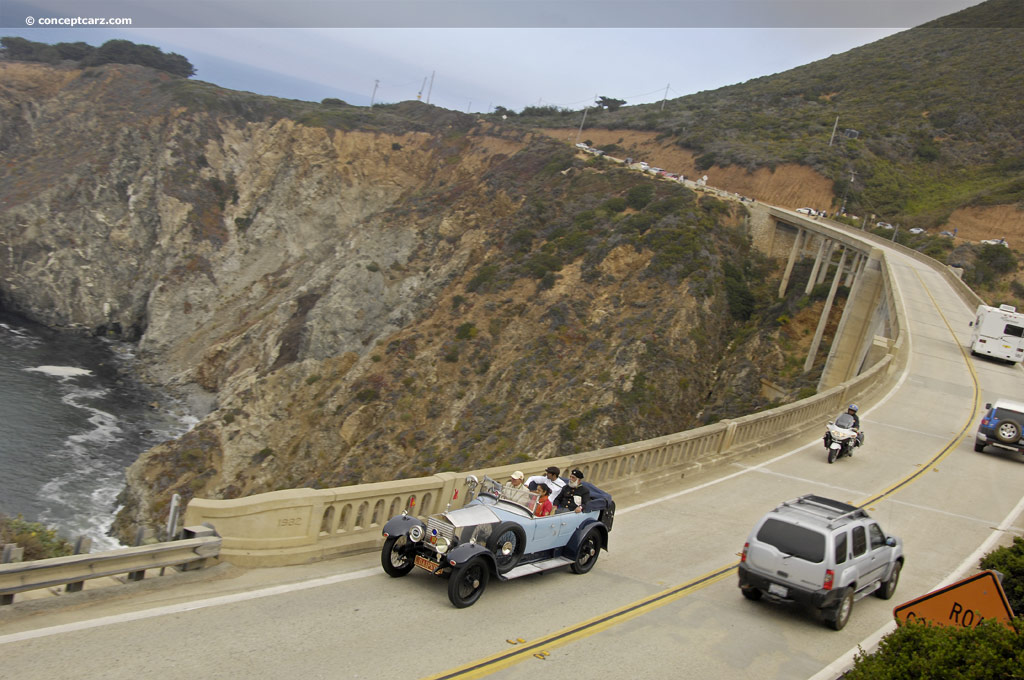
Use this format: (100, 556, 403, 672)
(818, 248, 887, 390)
(804, 248, 848, 372)
(816, 241, 837, 286)
(805, 239, 828, 295)
(778, 226, 805, 298)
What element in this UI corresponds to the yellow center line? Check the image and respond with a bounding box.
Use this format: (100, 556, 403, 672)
(425, 270, 983, 680)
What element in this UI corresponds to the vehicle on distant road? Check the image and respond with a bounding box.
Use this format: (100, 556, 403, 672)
(908, 227, 925, 234)
(796, 207, 815, 215)
(876, 222, 893, 230)
(975, 399, 1024, 454)
(739, 494, 904, 631)
(380, 475, 614, 608)
(981, 238, 1009, 247)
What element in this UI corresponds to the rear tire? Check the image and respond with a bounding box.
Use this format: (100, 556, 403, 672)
(826, 588, 854, 630)
(570, 528, 601, 574)
(741, 586, 762, 601)
(974, 440, 987, 453)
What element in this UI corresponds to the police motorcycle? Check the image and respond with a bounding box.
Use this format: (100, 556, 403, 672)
(823, 410, 863, 464)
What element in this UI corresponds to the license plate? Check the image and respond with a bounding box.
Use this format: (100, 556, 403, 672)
(768, 583, 788, 598)
(414, 554, 440, 572)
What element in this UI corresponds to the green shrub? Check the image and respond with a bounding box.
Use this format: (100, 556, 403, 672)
(845, 619, 1024, 680)
(455, 322, 477, 340)
(626, 184, 655, 210)
(980, 535, 1024, 615)
(0, 515, 72, 561)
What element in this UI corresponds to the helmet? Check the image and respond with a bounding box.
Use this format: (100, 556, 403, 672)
(847, 404, 859, 412)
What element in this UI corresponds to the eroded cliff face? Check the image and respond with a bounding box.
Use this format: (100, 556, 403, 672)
(0, 61, 803, 542)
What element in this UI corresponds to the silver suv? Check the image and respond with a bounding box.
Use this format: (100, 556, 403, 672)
(738, 494, 904, 630)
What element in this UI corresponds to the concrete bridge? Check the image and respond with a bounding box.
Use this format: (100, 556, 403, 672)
(2, 212, 1022, 680)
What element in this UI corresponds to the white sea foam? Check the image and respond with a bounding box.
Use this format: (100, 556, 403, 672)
(24, 365, 94, 378)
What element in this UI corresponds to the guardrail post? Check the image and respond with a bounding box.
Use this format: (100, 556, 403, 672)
(2, 544, 24, 604)
(65, 536, 94, 593)
(127, 528, 154, 581)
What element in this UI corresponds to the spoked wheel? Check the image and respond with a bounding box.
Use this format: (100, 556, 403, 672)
(381, 535, 415, 577)
(448, 556, 489, 608)
(996, 420, 1022, 444)
(570, 528, 601, 574)
(487, 523, 526, 574)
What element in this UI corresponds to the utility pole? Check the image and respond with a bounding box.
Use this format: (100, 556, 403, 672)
(660, 83, 669, 111)
(828, 115, 839, 146)
(425, 71, 434, 105)
(370, 79, 379, 107)
(575, 106, 589, 142)
(416, 76, 426, 100)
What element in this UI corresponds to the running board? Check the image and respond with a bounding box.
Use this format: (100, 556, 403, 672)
(502, 557, 573, 580)
(853, 581, 880, 601)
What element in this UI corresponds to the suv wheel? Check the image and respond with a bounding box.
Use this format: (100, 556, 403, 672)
(826, 588, 854, 631)
(995, 419, 1022, 444)
(876, 561, 902, 600)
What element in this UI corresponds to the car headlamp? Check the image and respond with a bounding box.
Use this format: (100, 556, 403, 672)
(434, 536, 451, 554)
(408, 524, 424, 542)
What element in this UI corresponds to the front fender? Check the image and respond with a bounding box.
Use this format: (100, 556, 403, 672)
(446, 542, 496, 571)
(565, 519, 609, 555)
(382, 514, 425, 539)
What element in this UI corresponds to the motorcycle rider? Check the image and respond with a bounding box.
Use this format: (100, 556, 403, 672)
(845, 404, 864, 448)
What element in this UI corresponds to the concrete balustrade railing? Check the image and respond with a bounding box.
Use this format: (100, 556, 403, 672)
(185, 241, 910, 568)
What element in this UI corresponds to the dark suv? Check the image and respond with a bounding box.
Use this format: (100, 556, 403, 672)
(975, 399, 1024, 454)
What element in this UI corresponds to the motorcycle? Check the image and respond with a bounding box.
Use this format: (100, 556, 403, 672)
(823, 412, 863, 463)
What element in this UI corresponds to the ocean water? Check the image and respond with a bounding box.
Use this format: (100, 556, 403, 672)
(0, 312, 195, 550)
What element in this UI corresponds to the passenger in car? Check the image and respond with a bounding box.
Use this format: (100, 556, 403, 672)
(533, 483, 553, 517)
(526, 466, 566, 505)
(555, 469, 590, 514)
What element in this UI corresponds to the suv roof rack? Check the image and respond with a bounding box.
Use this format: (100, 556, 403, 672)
(774, 494, 868, 527)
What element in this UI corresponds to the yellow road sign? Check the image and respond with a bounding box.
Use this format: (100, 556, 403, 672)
(894, 570, 1014, 628)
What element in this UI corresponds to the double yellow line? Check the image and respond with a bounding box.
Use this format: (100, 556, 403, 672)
(426, 271, 982, 680)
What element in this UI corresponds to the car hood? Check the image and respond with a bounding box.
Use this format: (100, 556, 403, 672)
(441, 504, 501, 527)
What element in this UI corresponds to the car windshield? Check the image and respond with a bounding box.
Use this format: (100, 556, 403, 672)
(756, 518, 826, 563)
(835, 413, 857, 428)
(478, 476, 540, 514)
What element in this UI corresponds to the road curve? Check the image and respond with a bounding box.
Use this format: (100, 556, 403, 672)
(2, 231, 1024, 680)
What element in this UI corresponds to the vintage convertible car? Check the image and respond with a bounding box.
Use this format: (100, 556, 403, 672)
(380, 475, 615, 607)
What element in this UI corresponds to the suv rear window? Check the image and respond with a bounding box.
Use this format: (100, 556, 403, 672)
(993, 407, 1023, 421)
(756, 518, 825, 563)
(1005, 324, 1024, 338)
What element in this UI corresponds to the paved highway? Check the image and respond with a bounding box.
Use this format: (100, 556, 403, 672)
(2, 234, 1024, 679)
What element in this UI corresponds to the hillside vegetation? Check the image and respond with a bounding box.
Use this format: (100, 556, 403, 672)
(504, 0, 1024, 231)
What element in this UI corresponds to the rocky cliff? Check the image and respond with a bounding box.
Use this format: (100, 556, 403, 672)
(0, 61, 820, 542)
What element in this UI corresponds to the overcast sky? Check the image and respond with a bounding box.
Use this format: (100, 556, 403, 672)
(1, 1, 987, 113)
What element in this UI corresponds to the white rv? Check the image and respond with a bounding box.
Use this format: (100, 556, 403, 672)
(969, 304, 1024, 363)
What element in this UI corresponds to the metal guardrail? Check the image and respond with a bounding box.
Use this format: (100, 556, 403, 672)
(0, 526, 220, 605)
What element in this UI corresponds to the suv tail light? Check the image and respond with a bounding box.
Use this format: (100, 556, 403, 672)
(823, 569, 835, 590)
(741, 542, 749, 563)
